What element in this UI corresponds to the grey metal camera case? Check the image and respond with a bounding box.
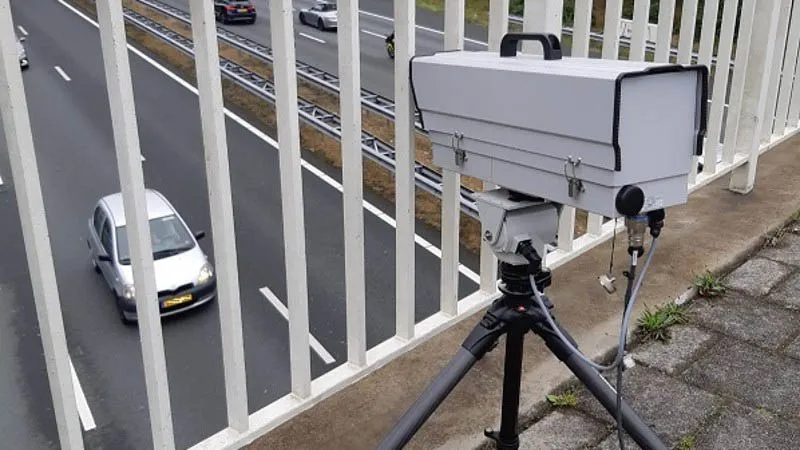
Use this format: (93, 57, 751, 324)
(410, 33, 708, 218)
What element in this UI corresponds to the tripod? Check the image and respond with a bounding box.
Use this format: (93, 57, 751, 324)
(377, 250, 667, 450)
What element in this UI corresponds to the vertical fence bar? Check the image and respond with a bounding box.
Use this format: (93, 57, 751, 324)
(337, 0, 367, 367)
(481, 0, 506, 294)
(697, 0, 720, 67)
(0, 3, 83, 449)
(654, 0, 677, 62)
(773, 0, 800, 136)
(603, 0, 624, 59)
(704, 0, 739, 174)
(761, 0, 793, 142)
(440, 0, 465, 317)
(188, 0, 248, 430)
(630, 0, 651, 61)
(269, 0, 311, 397)
(571, 0, 593, 58)
(790, 41, 800, 127)
(722, 0, 757, 164)
(522, 0, 563, 54)
(677, 0, 698, 63)
(729, 0, 782, 194)
(586, 214, 604, 236)
(95, 0, 175, 447)
(394, 0, 416, 340)
(488, 0, 509, 51)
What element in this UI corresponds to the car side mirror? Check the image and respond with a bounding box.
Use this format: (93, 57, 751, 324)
(19, 37, 25, 42)
(194, 230, 206, 240)
(98, 253, 111, 262)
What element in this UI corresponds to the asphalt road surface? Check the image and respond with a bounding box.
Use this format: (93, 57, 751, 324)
(0, 0, 478, 448)
(156, 0, 490, 100)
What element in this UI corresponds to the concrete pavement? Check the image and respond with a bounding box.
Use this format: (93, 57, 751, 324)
(246, 133, 800, 449)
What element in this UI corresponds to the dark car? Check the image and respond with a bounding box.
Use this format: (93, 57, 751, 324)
(214, 0, 256, 24)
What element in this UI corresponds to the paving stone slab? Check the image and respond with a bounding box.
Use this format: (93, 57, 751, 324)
(722, 257, 794, 297)
(688, 292, 800, 350)
(785, 335, 800, 361)
(683, 339, 800, 416)
(759, 233, 800, 266)
(764, 271, 800, 310)
(694, 403, 800, 449)
(518, 411, 608, 450)
(574, 365, 722, 448)
(632, 325, 716, 375)
(592, 432, 643, 450)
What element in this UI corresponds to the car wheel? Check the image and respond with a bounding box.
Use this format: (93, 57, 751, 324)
(317, 18, 325, 31)
(249, 17, 256, 24)
(116, 296, 134, 326)
(215, 9, 222, 22)
(91, 258, 100, 274)
(299, 13, 305, 25)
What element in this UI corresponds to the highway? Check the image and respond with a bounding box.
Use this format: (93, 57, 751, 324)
(157, 0, 490, 99)
(0, 0, 478, 448)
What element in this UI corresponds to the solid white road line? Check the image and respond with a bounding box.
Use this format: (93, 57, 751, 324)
(357, 9, 488, 47)
(69, 357, 97, 431)
(54, 66, 72, 82)
(58, 0, 480, 284)
(298, 32, 325, 44)
(360, 29, 385, 39)
(259, 287, 336, 365)
(17, 25, 29, 36)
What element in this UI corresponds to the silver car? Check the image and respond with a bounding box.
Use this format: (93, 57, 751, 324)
(298, 0, 337, 31)
(17, 36, 28, 70)
(87, 189, 216, 324)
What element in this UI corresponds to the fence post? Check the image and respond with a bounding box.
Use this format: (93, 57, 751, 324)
(523, 0, 563, 54)
(773, 0, 800, 136)
(654, 0, 676, 63)
(337, 0, 367, 367)
(95, 0, 175, 446)
(0, 3, 84, 448)
(703, 0, 740, 175)
(188, 0, 249, 431)
(440, 0, 465, 317)
(760, 0, 793, 143)
(269, 0, 312, 397)
(729, 0, 783, 194)
(394, 0, 416, 340)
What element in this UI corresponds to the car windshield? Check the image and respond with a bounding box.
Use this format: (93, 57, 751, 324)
(320, 3, 336, 11)
(116, 214, 195, 265)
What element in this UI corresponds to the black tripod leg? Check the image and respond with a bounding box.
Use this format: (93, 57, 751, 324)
(377, 307, 509, 450)
(485, 326, 525, 450)
(534, 325, 667, 450)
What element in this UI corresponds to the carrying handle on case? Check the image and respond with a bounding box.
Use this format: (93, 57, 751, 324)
(499, 33, 562, 60)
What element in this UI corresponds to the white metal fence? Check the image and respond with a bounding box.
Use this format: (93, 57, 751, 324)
(1, 0, 799, 448)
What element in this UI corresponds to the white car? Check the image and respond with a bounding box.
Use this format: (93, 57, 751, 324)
(87, 189, 216, 324)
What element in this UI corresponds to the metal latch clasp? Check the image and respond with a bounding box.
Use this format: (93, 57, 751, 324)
(451, 132, 466, 166)
(564, 156, 585, 198)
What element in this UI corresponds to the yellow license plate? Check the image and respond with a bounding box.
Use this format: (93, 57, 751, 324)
(164, 294, 192, 308)
(238, 8, 248, 12)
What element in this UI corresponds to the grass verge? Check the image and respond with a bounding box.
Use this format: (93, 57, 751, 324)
(72, 0, 485, 252)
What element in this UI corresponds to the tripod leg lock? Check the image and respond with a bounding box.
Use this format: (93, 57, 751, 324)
(461, 307, 509, 359)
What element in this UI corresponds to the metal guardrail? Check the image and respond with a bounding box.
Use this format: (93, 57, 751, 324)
(137, 0, 423, 128)
(122, 6, 479, 218)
